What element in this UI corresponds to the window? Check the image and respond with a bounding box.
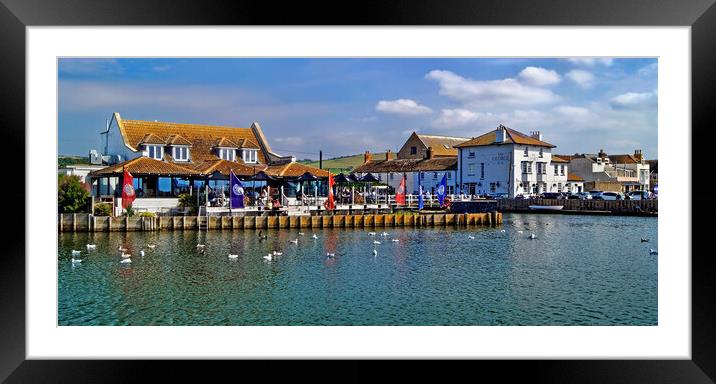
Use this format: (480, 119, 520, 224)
(521, 161, 532, 174)
(467, 164, 475, 176)
(490, 183, 496, 193)
(468, 150, 475, 159)
(539, 148, 543, 158)
(560, 165, 565, 175)
(557, 183, 562, 192)
(410, 146, 417, 155)
(389, 173, 394, 181)
(524, 146, 529, 157)
(433, 172, 438, 180)
(420, 172, 424, 180)
(554, 165, 559, 175)
(536, 162, 546, 175)
(480, 163, 484, 179)
(173, 146, 189, 161)
(447, 172, 451, 179)
(242, 149, 258, 163)
(146, 145, 164, 160)
(219, 148, 235, 161)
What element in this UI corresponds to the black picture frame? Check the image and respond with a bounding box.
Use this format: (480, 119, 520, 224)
(1, 0, 713, 382)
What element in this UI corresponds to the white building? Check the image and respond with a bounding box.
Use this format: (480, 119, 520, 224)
(563, 149, 650, 192)
(58, 164, 106, 184)
(455, 125, 569, 197)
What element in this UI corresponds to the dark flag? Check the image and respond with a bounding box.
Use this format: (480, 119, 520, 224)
(230, 170, 245, 209)
(437, 173, 448, 206)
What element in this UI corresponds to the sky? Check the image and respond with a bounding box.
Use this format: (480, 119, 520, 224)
(58, 57, 658, 160)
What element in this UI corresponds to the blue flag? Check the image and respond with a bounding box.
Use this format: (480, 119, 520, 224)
(437, 173, 447, 206)
(230, 170, 245, 209)
(418, 184, 424, 210)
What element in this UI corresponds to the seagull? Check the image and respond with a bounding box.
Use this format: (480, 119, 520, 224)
(120, 258, 131, 264)
(263, 254, 273, 261)
(391, 239, 400, 242)
(273, 251, 283, 256)
(147, 244, 156, 249)
(228, 254, 239, 259)
(326, 252, 335, 258)
(71, 250, 81, 256)
(501, 229, 506, 233)
(373, 240, 381, 244)
(517, 230, 524, 234)
(649, 249, 658, 255)
(468, 235, 475, 239)
(368, 232, 376, 236)
(198, 248, 205, 255)
(641, 238, 649, 243)
(290, 239, 299, 244)
(121, 252, 131, 258)
(118, 245, 128, 252)
(298, 232, 305, 236)
(372, 249, 378, 256)
(71, 257, 82, 264)
(312, 234, 319, 239)
(529, 234, 536, 239)
(86, 244, 96, 250)
(140, 250, 145, 257)
(380, 232, 389, 237)
(196, 244, 205, 249)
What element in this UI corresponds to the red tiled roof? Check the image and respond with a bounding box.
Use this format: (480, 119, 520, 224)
(165, 134, 192, 146)
(416, 134, 469, 157)
(551, 155, 569, 163)
(567, 173, 584, 181)
(264, 162, 333, 178)
(455, 125, 555, 148)
(353, 157, 457, 173)
(88, 156, 202, 177)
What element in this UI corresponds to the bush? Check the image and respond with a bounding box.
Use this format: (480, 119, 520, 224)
(178, 193, 197, 209)
(123, 204, 135, 217)
(58, 174, 90, 213)
(93, 203, 112, 216)
(139, 212, 155, 218)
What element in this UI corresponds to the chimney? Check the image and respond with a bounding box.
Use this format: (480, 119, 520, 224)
(427, 146, 434, 159)
(530, 130, 543, 141)
(598, 149, 607, 159)
(634, 149, 643, 163)
(364, 151, 372, 163)
(495, 124, 507, 143)
(385, 150, 393, 161)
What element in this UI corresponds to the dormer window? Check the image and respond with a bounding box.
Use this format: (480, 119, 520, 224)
(146, 145, 164, 160)
(242, 149, 258, 164)
(172, 146, 190, 162)
(218, 148, 236, 161)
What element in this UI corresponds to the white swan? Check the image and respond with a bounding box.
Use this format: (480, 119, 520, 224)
(120, 258, 131, 264)
(501, 229, 506, 233)
(529, 234, 536, 239)
(468, 235, 475, 240)
(71, 257, 82, 264)
(372, 249, 378, 256)
(517, 230, 523, 234)
(290, 239, 298, 244)
(121, 252, 131, 258)
(86, 244, 96, 250)
(147, 244, 156, 249)
(380, 232, 389, 237)
(312, 234, 319, 239)
(649, 249, 658, 255)
(298, 232, 305, 236)
(391, 239, 399, 242)
(140, 250, 145, 257)
(263, 254, 272, 261)
(272, 251, 283, 256)
(373, 240, 381, 244)
(368, 232, 376, 236)
(326, 252, 335, 258)
(71, 250, 81, 256)
(196, 244, 205, 249)
(228, 254, 239, 259)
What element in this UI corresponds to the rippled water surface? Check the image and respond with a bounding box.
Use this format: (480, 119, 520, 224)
(58, 213, 657, 325)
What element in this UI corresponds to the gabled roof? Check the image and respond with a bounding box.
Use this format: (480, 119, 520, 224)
(165, 134, 192, 146)
(567, 173, 584, 181)
(608, 154, 639, 164)
(455, 125, 556, 148)
(88, 156, 201, 177)
(200, 159, 268, 177)
(214, 137, 240, 148)
(551, 155, 569, 163)
(353, 157, 457, 173)
(415, 133, 470, 157)
(114, 113, 267, 163)
(263, 162, 333, 178)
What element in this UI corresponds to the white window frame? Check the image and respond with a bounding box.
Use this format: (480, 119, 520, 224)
(242, 149, 258, 164)
(172, 146, 190, 162)
(523, 146, 529, 157)
(539, 148, 543, 158)
(146, 145, 164, 160)
(218, 148, 236, 161)
(467, 164, 475, 176)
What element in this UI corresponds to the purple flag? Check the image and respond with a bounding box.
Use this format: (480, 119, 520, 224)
(230, 170, 245, 209)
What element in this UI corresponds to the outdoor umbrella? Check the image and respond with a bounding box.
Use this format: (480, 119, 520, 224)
(252, 170, 276, 181)
(359, 173, 379, 182)
(297, 172, 319, 205)
(333, 173, 351, 183)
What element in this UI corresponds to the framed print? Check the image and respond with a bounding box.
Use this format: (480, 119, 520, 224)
(2, 0, 715, 382)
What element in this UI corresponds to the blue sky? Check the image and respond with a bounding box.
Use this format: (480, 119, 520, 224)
(58, 57, 657, 160)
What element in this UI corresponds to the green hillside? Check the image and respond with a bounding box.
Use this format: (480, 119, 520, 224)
(299, 152, 385, 173)
(58, 155, 89, 168)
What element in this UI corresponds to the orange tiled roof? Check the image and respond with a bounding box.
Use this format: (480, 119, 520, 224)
(201, 159, 268, 177)
(567, 173, 584, 181)
(116, 115, 267, 163)
(551, 155, 569, 163)
(264, 162, 333, 178)
(88, 156, 202, 177)
(416, 134, 470, 157)
(455, 125, 556, 148)
(138, 133, 166, 145)
(165, 134, 192, 146)
(353, 157, 457, 173)
(608, 154, 639, 164)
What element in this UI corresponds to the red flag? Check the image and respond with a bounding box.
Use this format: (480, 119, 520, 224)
(122, 168, 136, 209)
(395, 174, 406, 205)
(327, 174, 336, 210)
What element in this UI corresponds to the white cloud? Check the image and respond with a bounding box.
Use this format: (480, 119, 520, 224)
(553, 105, 591, 118)
(518, 66, 561, 86)
(565, 70, 596, 89)
(637, 62, 658, 77)
(274, 136, 305, 146)
(432, 109, 495, 127)
(609, 90, 658, 109)
(566, 58, 614, 67)
(425, 70, 559, 106)
(375, 99, 433, 115)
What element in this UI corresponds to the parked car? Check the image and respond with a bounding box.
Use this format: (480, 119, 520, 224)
(589, 190, 604, 200)
(600, 191, 625, 200)
(627, 190, 653, 200)
(486, 193, 509, 199)
(571, 192, 592, 200)
(540, 192, 564, 199)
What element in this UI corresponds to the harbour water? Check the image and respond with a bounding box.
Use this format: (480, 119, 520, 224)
(58, 213, 657, 326)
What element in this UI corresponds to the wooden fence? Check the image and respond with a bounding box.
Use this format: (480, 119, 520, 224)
(495, 198, 658, 213)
